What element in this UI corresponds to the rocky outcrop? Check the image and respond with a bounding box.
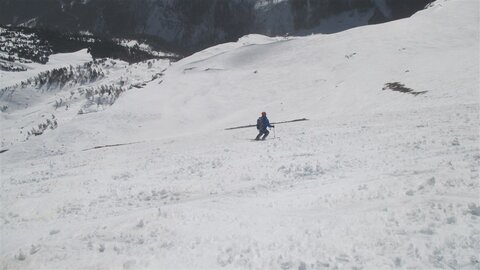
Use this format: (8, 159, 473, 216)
(0, 0, 433, 54)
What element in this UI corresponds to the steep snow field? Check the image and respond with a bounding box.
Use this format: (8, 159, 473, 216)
(1, 0, 479, 269)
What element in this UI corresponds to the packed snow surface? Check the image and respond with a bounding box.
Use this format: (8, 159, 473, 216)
(1, 0, 479, 269)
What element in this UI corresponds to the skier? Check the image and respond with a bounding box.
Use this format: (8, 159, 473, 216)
(255, 112, 274, 140)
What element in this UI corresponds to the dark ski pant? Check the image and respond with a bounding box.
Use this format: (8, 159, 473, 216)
(255, 129, 269, 140)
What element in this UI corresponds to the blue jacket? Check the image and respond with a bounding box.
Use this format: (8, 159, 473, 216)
(260, 116, 272, 131)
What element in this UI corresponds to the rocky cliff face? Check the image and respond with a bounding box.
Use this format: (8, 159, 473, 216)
(0, 0, 433, 54)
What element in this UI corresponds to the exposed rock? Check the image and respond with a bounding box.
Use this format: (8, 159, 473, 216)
(0, 0, 433, 54)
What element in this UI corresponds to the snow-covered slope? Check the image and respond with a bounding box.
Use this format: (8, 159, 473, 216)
(1, 0, 479, 269)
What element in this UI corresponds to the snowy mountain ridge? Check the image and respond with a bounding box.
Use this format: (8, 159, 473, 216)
(1, 0, 479, 269)
(0, 0, 433, 53)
